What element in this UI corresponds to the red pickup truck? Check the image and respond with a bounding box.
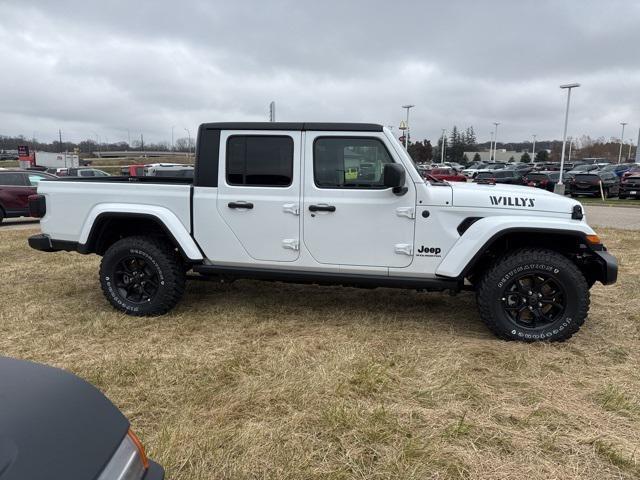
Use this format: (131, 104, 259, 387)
(0, 169, 56, 223)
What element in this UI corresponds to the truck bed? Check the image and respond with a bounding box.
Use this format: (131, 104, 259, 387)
(38, 177, 193, 243)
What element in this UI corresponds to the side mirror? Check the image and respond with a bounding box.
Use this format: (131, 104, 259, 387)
(383, 163, 407, 195)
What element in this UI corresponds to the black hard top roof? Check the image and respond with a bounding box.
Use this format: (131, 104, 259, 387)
(199, 122, 383, 132)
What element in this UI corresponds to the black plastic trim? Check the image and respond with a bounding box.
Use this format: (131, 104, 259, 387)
(192, 264, 459, 290)
(593, 250, 618, 285)
(28, 194, 46, 218)
(199, 122, 383, 132)
(28, 234, 78, 252)
(457, 217, 483, 235)
(194, 126, 220, 187)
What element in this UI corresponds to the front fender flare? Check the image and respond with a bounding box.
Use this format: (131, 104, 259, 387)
(435, 216, 596, 279)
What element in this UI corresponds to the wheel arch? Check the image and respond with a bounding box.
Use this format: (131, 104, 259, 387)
(80, 210, 203, 261)
(436, 220, 614, 286)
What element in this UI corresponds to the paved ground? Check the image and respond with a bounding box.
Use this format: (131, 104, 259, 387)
(584, 205, 640, 230)
(0, 219, 39, 231)
(1, 205, 638, 232)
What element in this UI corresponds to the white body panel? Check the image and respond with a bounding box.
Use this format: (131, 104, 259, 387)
(36, 126, 594, 282)
(37, 180, 202, 260)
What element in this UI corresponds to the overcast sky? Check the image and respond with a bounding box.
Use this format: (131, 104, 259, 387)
(1, 0, 639, 146)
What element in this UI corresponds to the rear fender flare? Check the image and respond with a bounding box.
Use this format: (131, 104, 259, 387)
(79, 204, 203, 260)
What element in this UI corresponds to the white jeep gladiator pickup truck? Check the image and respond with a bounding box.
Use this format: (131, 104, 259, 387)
(28, 122, 617, 341)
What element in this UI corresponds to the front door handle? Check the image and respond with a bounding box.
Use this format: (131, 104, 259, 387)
(228, 201, 254, 209)
(309, 204, 336, 212)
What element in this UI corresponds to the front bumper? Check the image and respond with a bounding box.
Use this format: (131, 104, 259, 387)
(593, 250, 618, 285)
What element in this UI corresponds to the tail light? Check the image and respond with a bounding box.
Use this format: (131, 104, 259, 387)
(28, 194, 46, 218)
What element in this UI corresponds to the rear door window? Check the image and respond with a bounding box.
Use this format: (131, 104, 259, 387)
(227, 135, 293, 187)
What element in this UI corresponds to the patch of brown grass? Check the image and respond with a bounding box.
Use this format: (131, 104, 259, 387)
(0, 227, 639, 479)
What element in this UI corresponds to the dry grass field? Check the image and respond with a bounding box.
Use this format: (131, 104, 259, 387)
(0, 227, 639, 479)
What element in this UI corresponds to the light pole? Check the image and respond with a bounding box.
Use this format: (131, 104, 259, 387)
(489, 131, 494, 163)
(567, 137, 574, 163)
(618, 122, 627, 164)
(184, 128, 192, 158)
(492, 122, 500, 161)
(531, 134, 537, 161)
(401, 104, 414, 148)
(440, 129, 446, 164)
(628, 139, 633, 161)
(171, 125, 175, 151)
(556, 83, 580, 193)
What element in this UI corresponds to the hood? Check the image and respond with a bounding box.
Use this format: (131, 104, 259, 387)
(0, 357, 129, 480)
(449, 181, 581, 215)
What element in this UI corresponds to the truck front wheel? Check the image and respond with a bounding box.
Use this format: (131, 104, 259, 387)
(476, 248, 590, 342)
(99, 236, 186, 316)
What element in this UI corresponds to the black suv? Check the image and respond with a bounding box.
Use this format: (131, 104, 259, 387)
(619, 172, 640, 199)
(568, 171, 620, 197)
(474, 170, 525, 185)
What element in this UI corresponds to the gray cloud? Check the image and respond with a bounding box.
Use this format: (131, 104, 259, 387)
(0, 0, 638, 145)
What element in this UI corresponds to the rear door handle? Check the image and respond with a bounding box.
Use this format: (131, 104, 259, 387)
(228, 201, 254, 209)
(309, 204, 336, 212)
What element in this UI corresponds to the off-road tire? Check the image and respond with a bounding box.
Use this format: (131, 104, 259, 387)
(476, 248, 590, 342)
(100, 236, 186, 316)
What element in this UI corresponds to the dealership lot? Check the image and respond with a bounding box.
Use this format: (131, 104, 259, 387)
(1, 225, 638, 480)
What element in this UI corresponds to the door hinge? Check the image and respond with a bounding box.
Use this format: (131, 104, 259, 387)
(394, 243, 413, 256)
(395, 207, 415, 219)
(282, 203, 300, 215)
(282, 239, 299, 251)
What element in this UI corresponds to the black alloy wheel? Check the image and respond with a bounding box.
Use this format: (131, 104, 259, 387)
(114, 255, 160, 304)
(501, 273, 565, 329)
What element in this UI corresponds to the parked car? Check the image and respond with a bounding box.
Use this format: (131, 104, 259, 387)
(618, 172, 640, 199)
(461, 162, 489, 178)
(121, 164, 147, 177)
(0, 356, 163, 480)
(474, 162, 508, 176)
(563, 163, 600, 182)
(66, 167, 111, 177)
(621, 165, 640, 179)
(473, 170, 525, 185)
(145, 163, 194, 177)
(599, 163, 633, 177)
(568, 172, 620, 198)
(28, 121, 617, 342)
(523, 171, 561, 192)
(428, 167, 467, 182)
(600, 163, 631, 177)
(503, 163, 534, 175)
(533, 162, 560, 171)
(0, 169, 56, 223)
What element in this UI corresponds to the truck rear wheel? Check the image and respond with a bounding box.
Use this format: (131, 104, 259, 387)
(99, 236, 186, 316)
(476, 248, 589, 342)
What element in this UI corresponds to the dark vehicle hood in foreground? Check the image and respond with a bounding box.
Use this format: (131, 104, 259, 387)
(0, 357, 128, 480)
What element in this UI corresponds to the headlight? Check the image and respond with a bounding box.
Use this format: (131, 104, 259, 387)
(97, 429, 149, 480)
